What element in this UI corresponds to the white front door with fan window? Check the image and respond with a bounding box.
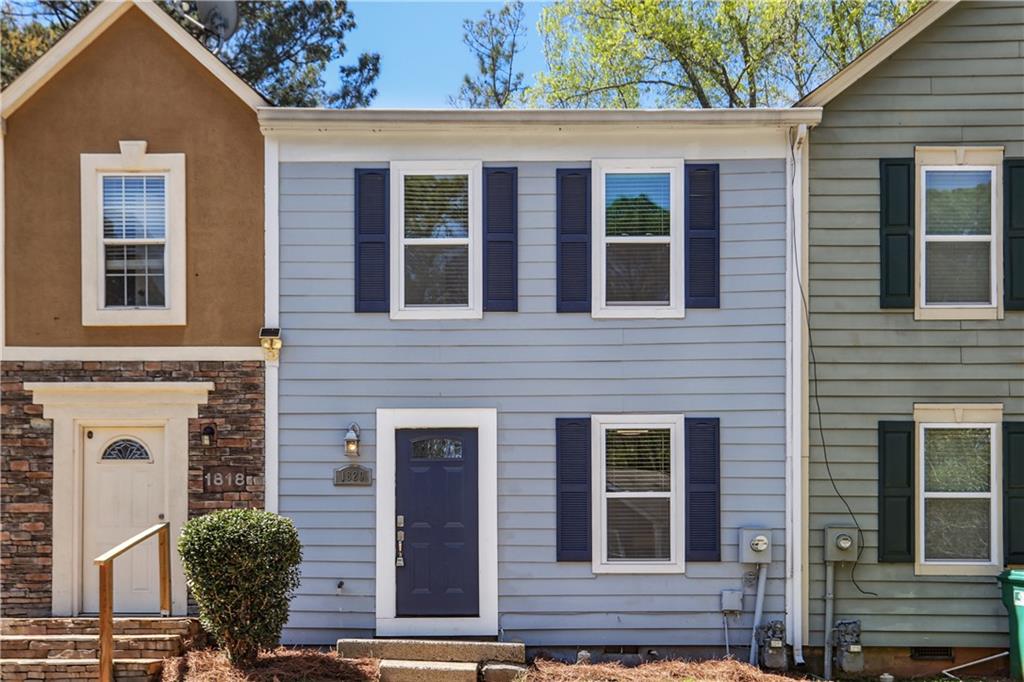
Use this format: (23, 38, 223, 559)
(82, 427, 166, 613)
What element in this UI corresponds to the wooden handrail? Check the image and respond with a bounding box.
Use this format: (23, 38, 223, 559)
(94, 522, 171, 682)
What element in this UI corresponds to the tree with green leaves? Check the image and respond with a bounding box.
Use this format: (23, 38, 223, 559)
(0, 0, 380, 107)
(450, 0, 527, 109)
(531, 0, 924, 108)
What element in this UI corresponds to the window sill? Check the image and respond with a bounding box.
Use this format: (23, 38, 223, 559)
(592, 307, 685, 320)
(915, 562, 1002, 577)
(592, 561, 685, 575)
(82, 307, 186, 327)
(390, 307, 483, 321)
(915, 305, 1002, 321)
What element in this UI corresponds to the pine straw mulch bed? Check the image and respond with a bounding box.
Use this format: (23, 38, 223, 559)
(523, 658, 803, 681)
(160, 647, 380, 682)
(162, 649, 807, 682)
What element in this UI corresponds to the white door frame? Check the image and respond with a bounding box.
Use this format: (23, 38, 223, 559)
(27, 382, 213, 616)
(374, 408, 498, 636)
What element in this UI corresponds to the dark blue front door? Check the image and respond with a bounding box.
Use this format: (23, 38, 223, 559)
(395, 428, 479, 617)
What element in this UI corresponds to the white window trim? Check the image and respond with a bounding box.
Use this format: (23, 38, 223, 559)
(591, 413, 686, 574)
(375, 407, 498, 636)
(591, 159, 685, 319)
(389, 160, 483, 320)
(914, 146, 1004, 321)
(919, 165, 999, 312)
(914, 403, 1003, 577)
(81, 141, 186, 326)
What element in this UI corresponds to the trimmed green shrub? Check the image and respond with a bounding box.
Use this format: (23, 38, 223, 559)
(178, 508, 302, 666)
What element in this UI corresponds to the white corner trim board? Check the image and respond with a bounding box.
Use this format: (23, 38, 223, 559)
(374, 407, 499, 636)
(27, 381, 214, 617)
(2, 347, 265, 361)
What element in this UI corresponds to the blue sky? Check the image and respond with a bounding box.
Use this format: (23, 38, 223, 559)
(338, 1, 549, 107)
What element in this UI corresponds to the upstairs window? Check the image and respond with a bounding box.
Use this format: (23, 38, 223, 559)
(921, 168, 997, 308)
(914, 146, 1003, 320)
(102, 175, 167, 308)
(592, 160, 683, 318)
(81, 141, 185, 326)
(391, 161, 482, 319)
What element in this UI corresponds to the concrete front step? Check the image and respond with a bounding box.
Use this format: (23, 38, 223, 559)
(0, 657, 164, 681)
(338, 638, 526, 664)
(379, 659, 479, 682)
(0, 633, 183, 659)
(0, 617, 198, 638)
(482, 662, 530, 681)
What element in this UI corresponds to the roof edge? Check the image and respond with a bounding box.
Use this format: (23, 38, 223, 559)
(259, 106, 823, 131)
(795, 0, 961, 108)
(1, 0, 266, 119)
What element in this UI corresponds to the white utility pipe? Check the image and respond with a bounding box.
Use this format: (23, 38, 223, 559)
(824, 561, 835, 679)
(749, 564, 768, 665)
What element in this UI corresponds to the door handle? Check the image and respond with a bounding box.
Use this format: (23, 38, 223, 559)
(396, 530, 405, 568)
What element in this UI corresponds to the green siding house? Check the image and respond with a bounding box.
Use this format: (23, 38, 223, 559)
(801, 0, 1024, 672)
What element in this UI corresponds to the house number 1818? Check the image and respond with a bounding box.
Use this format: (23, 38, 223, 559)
(203, 466, 246, 492)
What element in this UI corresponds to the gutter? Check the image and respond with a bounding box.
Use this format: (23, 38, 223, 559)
(258, 106, 823, 133)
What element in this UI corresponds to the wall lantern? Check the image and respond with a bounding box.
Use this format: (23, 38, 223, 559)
(201, 425, 216, 446)
(259, 327, 282, 361)
(344, 423, 361, 457)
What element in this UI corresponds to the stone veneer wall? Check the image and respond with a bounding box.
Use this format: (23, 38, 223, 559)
(0, 360, 265, 617)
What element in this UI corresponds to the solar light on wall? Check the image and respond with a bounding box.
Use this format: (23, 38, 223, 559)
(259, 327, 282, 361)
(344, 423, 361, 457)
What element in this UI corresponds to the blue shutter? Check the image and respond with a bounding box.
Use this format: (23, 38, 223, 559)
(1005, 422, 1024, 563)
(878, 421, 915, 562)
(354, 168, 389, 313)
(556, 168, 591, 312)
(484, 167, 518, 312)
(685, 417, 720, 561)
(879, 159, 915, 309)
(685, 164, 720, 308)
(556, 417, 591, 561)
(1005, 159, 1024, 310)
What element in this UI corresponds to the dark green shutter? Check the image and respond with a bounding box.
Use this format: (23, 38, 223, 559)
(1005, 422, 1024, 564)
(878, 421, 914, 562)
(1006, 159, 1024, 310)
(879, 159, 915, 309)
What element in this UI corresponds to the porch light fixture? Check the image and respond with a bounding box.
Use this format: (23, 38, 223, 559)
(344, 423, 361, 457)
(201, 425, 216, 446)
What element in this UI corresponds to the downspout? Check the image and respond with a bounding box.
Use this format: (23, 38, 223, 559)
(785, 123, 809, 667)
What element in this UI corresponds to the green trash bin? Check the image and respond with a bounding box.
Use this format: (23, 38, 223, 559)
(998, 569, 1024, 680)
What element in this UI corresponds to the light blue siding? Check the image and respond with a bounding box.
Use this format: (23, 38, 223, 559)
(278, 158, 789, 645)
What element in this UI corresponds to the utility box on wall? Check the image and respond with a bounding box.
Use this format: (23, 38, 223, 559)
(824, 527, 859, 563)
(739, 529, 772, 564)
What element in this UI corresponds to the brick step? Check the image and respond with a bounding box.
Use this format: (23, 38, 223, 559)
(0, 657, 164, 681)
(338, 638, 525, 664)
(1, 633, 182, 659)
(379, 659, 479, 682)
(1, 617, 198, 637)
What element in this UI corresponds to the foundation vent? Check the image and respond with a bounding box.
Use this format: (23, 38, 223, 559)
(910, 646, 953, 661)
